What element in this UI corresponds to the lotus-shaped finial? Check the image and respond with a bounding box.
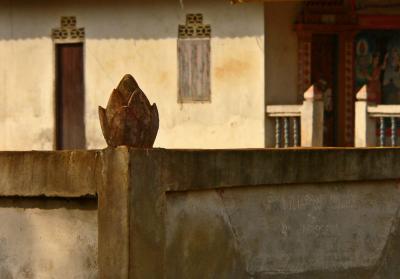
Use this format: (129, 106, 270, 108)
(98, 74, 159, 147)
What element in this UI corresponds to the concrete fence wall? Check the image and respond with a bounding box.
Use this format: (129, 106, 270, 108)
(2, 148, 400, 278)
(0, 151, 100, 278)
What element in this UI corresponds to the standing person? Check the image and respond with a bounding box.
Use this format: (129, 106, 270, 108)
(367, 52, 387, 103)
(383, 48, 400, 104)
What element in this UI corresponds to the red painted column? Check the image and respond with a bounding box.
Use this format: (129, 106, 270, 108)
(297, 32, 313, 102)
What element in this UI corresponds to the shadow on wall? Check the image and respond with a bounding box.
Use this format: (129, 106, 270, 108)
(0, 0, 263, 40)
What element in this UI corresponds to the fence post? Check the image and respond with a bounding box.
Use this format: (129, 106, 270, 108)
(354, 85, 376, 147)
(99, 147, 166, 279)
(301, 85, 324, 147)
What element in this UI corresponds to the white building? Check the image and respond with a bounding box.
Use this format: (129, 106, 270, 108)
(3, 0, 398, 150)
(0, 0, 267, 150)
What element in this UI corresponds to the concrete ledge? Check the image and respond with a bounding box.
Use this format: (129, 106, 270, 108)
(159, 148, 400, 191)
(3, 147, 399, 197)
(0, 150, 101, 197)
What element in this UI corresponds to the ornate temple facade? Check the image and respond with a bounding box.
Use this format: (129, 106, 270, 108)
(295, 0, 400, 146)
(266, 0, 400, 147)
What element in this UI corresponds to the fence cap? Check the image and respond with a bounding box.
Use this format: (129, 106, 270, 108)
(356, 85, 368, 101)
(304, 85, 322, 101)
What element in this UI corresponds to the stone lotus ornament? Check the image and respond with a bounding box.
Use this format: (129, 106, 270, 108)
(98, 74, 159, 147)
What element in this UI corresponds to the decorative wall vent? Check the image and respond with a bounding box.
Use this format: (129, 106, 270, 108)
(52, 16, 85, 43)
(178, 14, 211, 39)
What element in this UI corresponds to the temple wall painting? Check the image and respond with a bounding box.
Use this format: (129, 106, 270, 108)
(355, 31, 400, 104)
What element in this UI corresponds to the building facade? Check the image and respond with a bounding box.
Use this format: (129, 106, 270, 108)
(0, 0, 264, 150)
(1, 0, 400, 150)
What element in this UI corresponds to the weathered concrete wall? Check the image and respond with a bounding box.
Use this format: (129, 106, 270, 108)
(166, 181, 400, 278)
(0, 150, 99, 278)
(0, 0, 264, 150)
(4, 148, 400, 278)
(0, 199, 97, 279)
(98, 147, 400, 278)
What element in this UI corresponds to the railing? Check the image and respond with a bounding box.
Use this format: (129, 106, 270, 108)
(355, 85, 400, 147)
(266, 85, 324, 148)
(266, 105, 301, 148)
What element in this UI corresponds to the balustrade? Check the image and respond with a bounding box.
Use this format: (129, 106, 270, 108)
(355, 86, 400, 147)
(266, 85, 324, 148)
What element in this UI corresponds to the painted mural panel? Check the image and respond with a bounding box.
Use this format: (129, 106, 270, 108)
(356, 31, 400, 104)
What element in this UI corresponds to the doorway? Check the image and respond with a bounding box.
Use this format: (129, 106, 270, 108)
(55, 43, 85, 150)
(311, 34, 339, 146)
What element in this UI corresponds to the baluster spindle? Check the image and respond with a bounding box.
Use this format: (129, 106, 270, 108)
(380, 117, 385, 147)
(391, 117, 397, 147)
(275, 118, 281, 148)
(293, 117, 299, 147)
(284, 117, 289, 148)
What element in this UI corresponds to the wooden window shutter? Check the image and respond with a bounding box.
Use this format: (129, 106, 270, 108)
(178, 14, 211, 102)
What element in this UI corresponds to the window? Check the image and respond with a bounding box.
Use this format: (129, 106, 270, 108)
(178, 14, 211, 102)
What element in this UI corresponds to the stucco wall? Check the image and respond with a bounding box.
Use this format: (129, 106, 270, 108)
(0, 0, 264, 150)
(0, 199, 97, 279)
(265, 1, 300, 105)
(264, 1, 301, 147)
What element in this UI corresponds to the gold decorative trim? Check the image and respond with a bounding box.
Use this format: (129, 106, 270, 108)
(297, 33, 312, 102)
(344, 38, 354, 144)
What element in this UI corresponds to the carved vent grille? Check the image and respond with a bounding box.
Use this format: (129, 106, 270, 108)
(52, 16, 85, 43)
(178, 14, 211, 39)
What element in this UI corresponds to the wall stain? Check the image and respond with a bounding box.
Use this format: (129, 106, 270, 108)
(17, 262, 34, 279)
(215, 58, 251, 80)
